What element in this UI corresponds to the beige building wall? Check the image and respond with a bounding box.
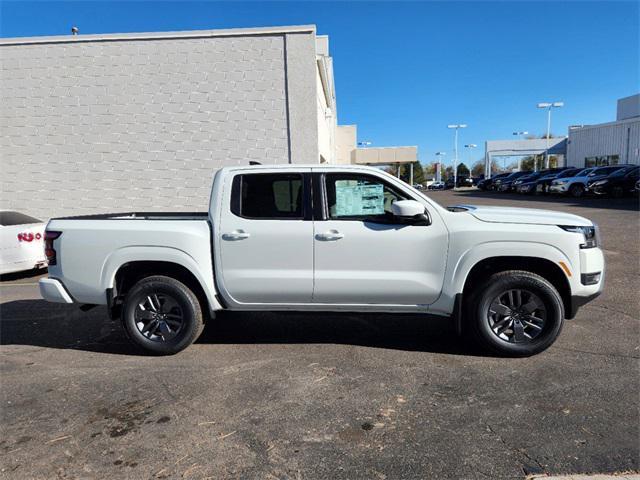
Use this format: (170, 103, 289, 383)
(352, 146, 418, 165)
(335, 125, 357, 164)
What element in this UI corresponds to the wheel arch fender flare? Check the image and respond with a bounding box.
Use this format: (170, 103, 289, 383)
(450, 241, 574, 296)
(100, 246, 223, 312)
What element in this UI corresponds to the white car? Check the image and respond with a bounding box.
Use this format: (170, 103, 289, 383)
(39, 165, 605, 357)
(0, 210, 47, 275)
(549, 168, 596, 196)
(550, 166, 628, 197)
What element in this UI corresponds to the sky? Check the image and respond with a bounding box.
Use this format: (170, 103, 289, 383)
(1, 0, 638, 167)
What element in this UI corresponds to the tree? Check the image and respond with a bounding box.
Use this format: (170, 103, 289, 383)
(471, 160, 484, 177)
(423, 163, 436, 178)
(443, 166, 454, 180)
(456, 162, 470, 177)
(398, 161, 426, 185)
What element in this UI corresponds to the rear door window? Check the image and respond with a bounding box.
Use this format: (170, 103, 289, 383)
(230, 173, 305, 220)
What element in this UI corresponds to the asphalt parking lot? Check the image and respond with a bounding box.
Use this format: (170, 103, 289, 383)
(1, 191, 638, 479)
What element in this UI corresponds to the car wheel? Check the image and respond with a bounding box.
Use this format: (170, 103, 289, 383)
(122, 275, 204, 355)
(569, 184, 584, 198)
(466, 270, 564, 357)
(611, 186, 624, 198)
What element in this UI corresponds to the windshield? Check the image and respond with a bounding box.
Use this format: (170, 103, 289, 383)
(506, 171, 530, 179)
(591, 166, 622, 176)
(575, 168, 593, 177)
(557, 169, 580, 178)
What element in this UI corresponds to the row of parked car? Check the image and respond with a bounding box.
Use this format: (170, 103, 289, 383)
(476, 164, 640, 198)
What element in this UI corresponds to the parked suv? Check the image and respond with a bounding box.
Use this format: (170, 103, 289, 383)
(514, 168, 569, 195)
(549, 166, 629, 197)
(587, 165, 640, 197)
(477, 172, 510, 191)
(495, 171, 532, 192)
(535, 168, 583, 195)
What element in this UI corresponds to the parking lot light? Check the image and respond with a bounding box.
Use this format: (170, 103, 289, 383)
(537, 101, 564, 169)
(448, 124, 467, 188)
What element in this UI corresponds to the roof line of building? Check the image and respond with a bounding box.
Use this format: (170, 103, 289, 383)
(569, 115, 640, 132)
(0, 24, 317, 46)
(356, 145, 418, 150)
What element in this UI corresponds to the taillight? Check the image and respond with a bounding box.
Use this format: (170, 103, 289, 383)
(44, 231, 62, 265)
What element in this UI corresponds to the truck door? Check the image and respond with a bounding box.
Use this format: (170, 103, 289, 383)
(217, 170, 314, 305)
(312, 171, 448, 306)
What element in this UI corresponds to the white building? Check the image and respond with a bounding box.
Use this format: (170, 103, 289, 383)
(0, 25, 415, 219)
(566, 93, 640, 168)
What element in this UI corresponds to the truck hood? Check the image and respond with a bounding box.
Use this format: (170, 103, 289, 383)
(452, 204, 592, 227)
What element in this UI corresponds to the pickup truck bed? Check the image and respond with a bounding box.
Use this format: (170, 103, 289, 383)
(52, 212, 208, 221)
(42, 214, 218, 311)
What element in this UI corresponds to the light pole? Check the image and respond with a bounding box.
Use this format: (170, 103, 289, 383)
(464, 144, 477, 180)
(357, 141, 372, 147)
(537, 102, 563, 169)
(447, 124, 467, 188)
(435, 152, 446, 182)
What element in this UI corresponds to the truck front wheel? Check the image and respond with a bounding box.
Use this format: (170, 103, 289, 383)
(467, 270, 564, 357)
(122, 275, 204, 355)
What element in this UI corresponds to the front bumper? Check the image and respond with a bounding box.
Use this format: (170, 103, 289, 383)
(39, 278, 74, 304)
(549, 183, 569, 193)
(567, 247, 606, 318)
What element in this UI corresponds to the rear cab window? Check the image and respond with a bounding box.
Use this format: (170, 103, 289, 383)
(230, 173, 305, 220)
(0, 211, 41, 226)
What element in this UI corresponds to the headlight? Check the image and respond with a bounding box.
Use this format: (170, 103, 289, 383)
(560, 225, 599, 248)
(555, 180, 568, 185)
(592, 180, 608, 187)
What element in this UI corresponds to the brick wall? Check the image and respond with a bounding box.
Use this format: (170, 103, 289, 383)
(1, 32, 315, 219)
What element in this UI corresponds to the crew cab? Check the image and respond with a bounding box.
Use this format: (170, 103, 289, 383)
(39, 165, 605, 356)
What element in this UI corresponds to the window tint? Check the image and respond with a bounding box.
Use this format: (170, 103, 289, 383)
(231, 173, 304, 219)
(0, 211, 41, 226)
(560, 169, 581, 178)
(592, 166, 621, 176)
(609, 168, 628, 178)
(325, 173, 408, 221)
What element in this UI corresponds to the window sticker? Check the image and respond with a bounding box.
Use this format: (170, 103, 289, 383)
(334, 181, 385, 216)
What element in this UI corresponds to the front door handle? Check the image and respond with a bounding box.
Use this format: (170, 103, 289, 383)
(222, 230, 250, 241)
(315, 230, 344, 241)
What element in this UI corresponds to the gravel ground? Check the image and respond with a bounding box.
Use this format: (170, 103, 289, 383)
(1, 190, 638, 479)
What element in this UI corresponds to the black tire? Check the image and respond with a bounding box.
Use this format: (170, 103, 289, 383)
(466, 270, 564, 357)
(569, 183, 584, 198)
(122, 275, 204, 355)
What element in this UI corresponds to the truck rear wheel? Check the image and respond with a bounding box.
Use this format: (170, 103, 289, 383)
(122, 275, 204, 355)
(467, 270, 564, 357)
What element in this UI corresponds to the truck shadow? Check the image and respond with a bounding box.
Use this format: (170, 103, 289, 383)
(0, 299, 479, 356)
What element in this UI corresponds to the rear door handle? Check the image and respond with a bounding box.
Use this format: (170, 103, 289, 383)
(315, 230, 344, 241)
(222, 230, 250, 241)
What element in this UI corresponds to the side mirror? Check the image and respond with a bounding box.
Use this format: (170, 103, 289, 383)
(392, 200, 430, 225)
(392, 200, 424, 217)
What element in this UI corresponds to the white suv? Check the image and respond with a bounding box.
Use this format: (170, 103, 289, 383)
(550, 166, 627, 197)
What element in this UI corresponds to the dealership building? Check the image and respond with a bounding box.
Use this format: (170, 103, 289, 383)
(0, 25, 415, 219)
(566, 93, 640, 168)
(484, 94, 639, 175)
